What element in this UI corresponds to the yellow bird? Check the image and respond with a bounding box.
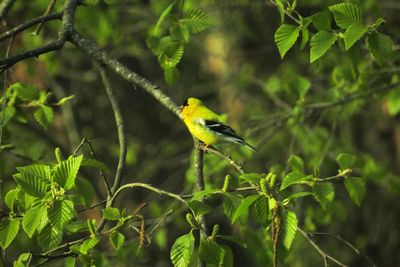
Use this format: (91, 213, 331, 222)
(180, 97, 255, 151)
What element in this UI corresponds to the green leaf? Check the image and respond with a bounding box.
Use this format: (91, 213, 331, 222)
(239, 173, 263, 184)
(223, 193, 242, 222)
(231, 195, 259, 223)
(220, 245, 234, 267)
(5, 187, 20, 212)
(310, 31, 336, 63)
(48, 200, 75, 230)
(109, 231, 125, 251)
(344, 23, 367, 50)
(288, 155, 304, 172)
(282, 210, 298, 250)
(34, 105, 54, 129)
(367, 32, 393, 66)
(274, 24, 300, 58)
(344, 177, 366, 206)
(13, 171, 49, 198)
(37, 224, 62, 250)
(13, 252, 31, 267)
(183, 9, 212, 33)
(313, 182, 335, 209)
(275, 0, 285, 23)
(254, 196, 269, 227)
(284, 191, 312, 202)
(310, 11, 331, 31)
(55, 95, 75, 106)
(191, 188, 219, 201)
(65, 220, 88, 235)
(280, 172, 309, 190)
(387, 89, 400, 116)
(170, 232, 195, 267)
(22, 202, 48, 238)
(199, 238, 224, 265)
(2, 105, 16, 126)
(0, 218, 20, 249)
(102, 207, 121, 221)
(10, 83, 39, 101)
(52, 155, 83, 189)
(64, 257, 76, 267)
(17, 164, 51, 180)
(336, 153, 356, 170)
(164, 67, 180, 87)
(188, 200, 212, 216)
(329, 3, 362, 29)
(217, 235, 247, 248)
(81, 158, 110, 173)
(150, 2, 175, 37)
(71, 237, 99, 255)
(159, 43, 184, 69)
(300, 28, 309, 49)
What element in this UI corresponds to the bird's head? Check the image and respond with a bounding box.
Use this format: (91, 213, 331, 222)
(179, 97, 203, 117)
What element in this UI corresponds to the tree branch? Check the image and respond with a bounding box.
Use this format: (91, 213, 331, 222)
(96, 63, 127, 196)
(0, 0, 16, 20)
(0, 12, 63, 42)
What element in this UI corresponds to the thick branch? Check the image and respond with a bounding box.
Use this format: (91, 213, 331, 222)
(68, 30, 181, 118)
(0, 12, 63, 42)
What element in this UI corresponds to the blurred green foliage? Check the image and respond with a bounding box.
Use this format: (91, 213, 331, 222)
(0, 0, 399, 266)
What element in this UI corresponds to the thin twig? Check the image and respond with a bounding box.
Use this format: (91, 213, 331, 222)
(298, 228, 348, 267)
(0, 37, 14, 146)
(77, 199, 107, 212)
(202, 145, 245, 174)
(309, 232, 377, 267)
(35, 0, 58, 35)
(0, 0, 16, 21)
(96, 63, 127, 196)
(0, 12, 63, 42)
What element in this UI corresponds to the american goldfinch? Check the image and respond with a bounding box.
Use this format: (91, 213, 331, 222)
(180, 97, 255, 151)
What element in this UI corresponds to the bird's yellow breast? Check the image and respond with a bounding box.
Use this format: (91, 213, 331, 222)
(185, 118, 218, 145)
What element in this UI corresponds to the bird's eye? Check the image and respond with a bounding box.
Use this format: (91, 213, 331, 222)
(181, 99, 189, 107)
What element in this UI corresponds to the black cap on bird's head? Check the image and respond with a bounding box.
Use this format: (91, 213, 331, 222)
(179, 98, 189, 112)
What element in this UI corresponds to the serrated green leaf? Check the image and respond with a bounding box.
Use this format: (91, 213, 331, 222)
(188, 200, 212, 216)
(71, 237, 99, 255)
(159, 43, 184, 69)
(199, 238, 224, 265)
(310, 31, 336, 63)
(65, 220, 88, 235)
(344, 177, 366, 206)
(13, 172, 49, 198)
(288, 155, 304, 172)
(109, 231, 125, 251)
(336, 153, 356, 170)
(313, 182, 335, 209)
(37, 223, 62, 250)
(231, 195, 259, 224)
(254, 196, 269, 227)
(274, 24, 300, 58)
(102, 207, 121, 221)
(183, 9, 211, 33)
(0, 218, 20, 249)
(81, 158, 110, 173)
(284, 191, 312, 202)
(17, 164, 51, 180)
(34, 105, 54, 129)
(52, 155, 83, 189)
(5, 187, 20, 212)
(223, 193, 242, 222)
(280, 172, 310, 190)
(48, 200, 75, 230)
(310, 11, 331, 31)
(10, 83, 39, 101)
(282, 210, 298, 250)
(367, 32, 393, 66)
(344, 23, 367, 50)
(329, 3, 362, 29)
(239, 173, 263, 184)
(22, 202, 48, 238)
(170, 232, 195, 267)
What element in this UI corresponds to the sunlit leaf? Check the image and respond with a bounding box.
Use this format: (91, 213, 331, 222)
(344, 23, 367, 50)
(310, 31, 336, 63)
(274, 24, 300, 58)
(170, 231, 195, 267)
(329, 3, 362, 29)
(0, 218, 20, 249)
(344, 177, 366, 206)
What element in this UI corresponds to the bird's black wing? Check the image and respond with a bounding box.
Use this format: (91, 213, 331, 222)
(204, 120, 245, 143)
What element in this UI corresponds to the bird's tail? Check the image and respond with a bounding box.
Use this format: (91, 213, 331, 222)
(240, 140, 256, 152)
